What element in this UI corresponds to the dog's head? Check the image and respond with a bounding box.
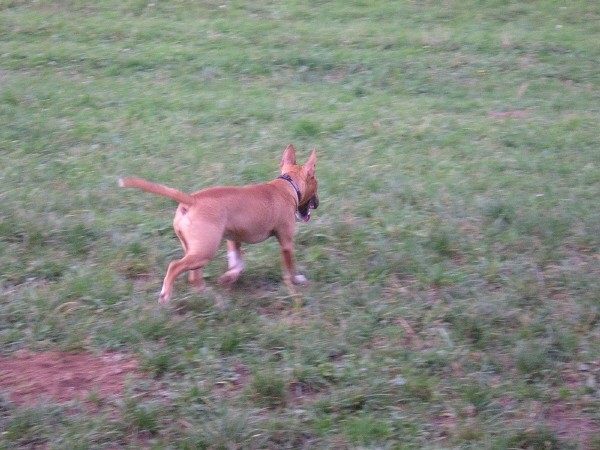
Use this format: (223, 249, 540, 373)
(280, 144, 319, 222)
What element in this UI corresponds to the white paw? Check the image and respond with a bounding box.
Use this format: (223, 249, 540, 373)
(293, 274, 307, 285)
(219, 269, 242, 286)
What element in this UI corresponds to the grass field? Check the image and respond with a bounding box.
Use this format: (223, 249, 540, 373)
(1, 0, 600, 448)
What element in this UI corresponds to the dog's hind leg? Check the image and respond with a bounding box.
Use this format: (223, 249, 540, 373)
(159, 224, 221, 304)
(159, 254, 211, 304)
(219, 240, 244, 286)
(173, 219, 205, 292)
(188, 268, 205, 291)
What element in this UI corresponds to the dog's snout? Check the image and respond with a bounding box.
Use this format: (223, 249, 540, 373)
(311, 195, 319, 209)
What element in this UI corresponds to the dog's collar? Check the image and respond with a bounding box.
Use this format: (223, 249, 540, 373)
(277, 174, 302, 202)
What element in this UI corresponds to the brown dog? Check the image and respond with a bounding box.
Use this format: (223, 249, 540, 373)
(119, 144, 319, 304)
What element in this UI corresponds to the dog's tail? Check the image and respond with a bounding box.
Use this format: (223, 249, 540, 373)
(118, 177, 196, 205)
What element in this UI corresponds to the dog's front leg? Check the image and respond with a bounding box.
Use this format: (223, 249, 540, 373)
(277, 236, 307, 293)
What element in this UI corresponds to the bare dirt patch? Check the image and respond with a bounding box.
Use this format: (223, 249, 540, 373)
(546, 402, 599, 449)
(0, 350, 140, 406)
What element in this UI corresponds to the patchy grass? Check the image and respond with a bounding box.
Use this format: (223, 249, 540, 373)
(1, 0, 600, 448)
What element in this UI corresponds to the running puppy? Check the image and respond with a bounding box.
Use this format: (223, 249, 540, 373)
(119, 144, 319, 304)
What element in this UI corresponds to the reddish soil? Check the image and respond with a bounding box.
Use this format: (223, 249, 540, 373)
(546, 402, 598, 448)
(0, 350, 140, 405)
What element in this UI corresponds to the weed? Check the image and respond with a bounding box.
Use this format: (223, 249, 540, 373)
(293, 118, 321, 138)
(122, 398, 160, 435)
(218, 328, 245, 355)
(141, 350, 174, 378)
(405, 375, 438, 402)
(501, 425, 561, 450)
(516, 341, 551, 380)
(249, 367, 287, 408)
(341, 414, 393, 445)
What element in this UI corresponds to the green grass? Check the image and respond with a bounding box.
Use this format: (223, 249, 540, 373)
(1, 0, 600, 448)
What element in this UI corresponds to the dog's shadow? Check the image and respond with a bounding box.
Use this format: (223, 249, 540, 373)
(170, 267, 289, 314)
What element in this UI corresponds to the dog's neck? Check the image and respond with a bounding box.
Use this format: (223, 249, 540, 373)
(277, 174, 302, 202)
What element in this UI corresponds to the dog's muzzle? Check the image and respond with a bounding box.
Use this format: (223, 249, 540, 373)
(297, 195, 319, 222)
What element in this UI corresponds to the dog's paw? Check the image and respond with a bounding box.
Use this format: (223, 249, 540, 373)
(219, 270, 242, 287)
(158, 292, 170, 305)
(293, 274, 307, 285)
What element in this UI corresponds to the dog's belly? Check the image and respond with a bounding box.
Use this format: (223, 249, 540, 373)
(223, 229, 274, 244)
(221, 203, 281, 244)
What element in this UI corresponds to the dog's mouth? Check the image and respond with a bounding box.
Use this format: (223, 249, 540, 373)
(297, 195, 319, 222)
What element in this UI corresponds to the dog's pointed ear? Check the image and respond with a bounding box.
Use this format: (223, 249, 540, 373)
(303, 148, 317, 177)
(280, 144, 297, 169)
